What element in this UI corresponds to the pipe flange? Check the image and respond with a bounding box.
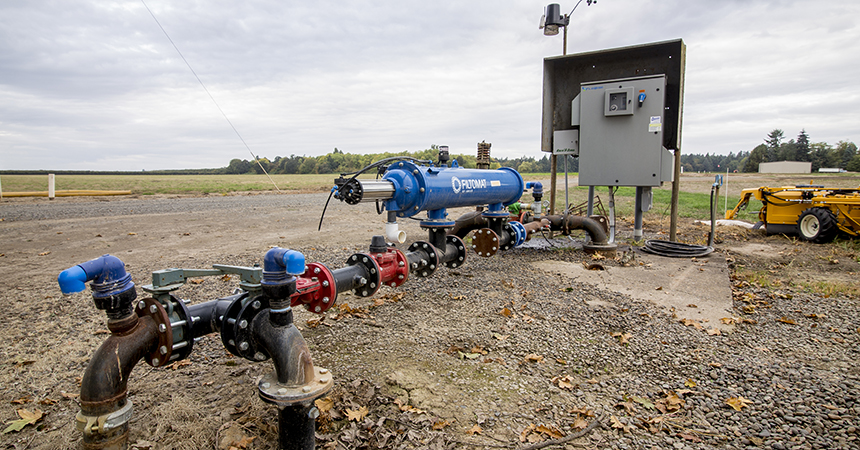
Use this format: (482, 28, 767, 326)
(221, 296, 265, 358)
(503, 221, 527, 250)
(166, 294, 194, 364)
(444, 235, 467, 269)
(232, 296, 269, 361)
(293, 263, 337, 314)
(346, 253, 381, 297)
(258, 366, 334, 406)
(76, 401, 133, 435)
(471, 228, 499, 257)
(407, 241, 439, 277)
(135, 298, 173, 367)
(583, 242, 618, 258)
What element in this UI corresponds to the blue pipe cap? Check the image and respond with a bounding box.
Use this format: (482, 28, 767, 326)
(263, 247, 306, 276)
(57, 254, 132, 296)
(57, 265, 88, 294)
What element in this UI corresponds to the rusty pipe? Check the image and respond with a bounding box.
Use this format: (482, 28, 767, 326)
(448, 210, 486, 239)
(522, 218, 551, 238)
(78, 313, 160, 450)
(545, 214, 609, 245)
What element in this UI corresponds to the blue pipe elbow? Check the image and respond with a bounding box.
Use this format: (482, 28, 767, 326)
(526, 181, 543, 195)
(57, 254, 134, 297)
(263, 248, 306, 278)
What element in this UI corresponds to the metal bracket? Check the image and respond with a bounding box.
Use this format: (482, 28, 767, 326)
(76, 401, 133, 435)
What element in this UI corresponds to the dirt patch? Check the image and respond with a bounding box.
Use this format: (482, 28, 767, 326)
(1, 193, 858, 450)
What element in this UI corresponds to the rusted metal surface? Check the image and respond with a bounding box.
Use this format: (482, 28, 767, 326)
(471, 228, 500, 257)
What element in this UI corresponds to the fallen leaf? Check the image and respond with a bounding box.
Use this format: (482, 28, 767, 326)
(466, 424, 483, 435)
(128, 232, 137, 236)
(777, 317, 797, 325)
(684, 379, 697, 388)
(681, 318, 703, 330)
(630, 396, 655, 410)
(315, 397, 334, 413)
(726, 396, 753, 411)
(492, 333, 509, 340)
(38, 251, 51, 256)
(346, 406, 369, 422)
(535, 424, 564, 439)
(188, 278, 204, 285)
(610, 331, 632, 345)
(524, 354, 544, 363)
(432, 419, 450, 430)
(2, 409, 43, 434)
(10, 396, 31, 405)
(221, 274, 232, 281)
(500, 307, 513, 318)
(706, 328, 721, 336)
(720, 317, 737, 325)
(610, 415, 632, 433)
(572, 416, 589, 430)
(616, 400, 636, 414)
(38, 398, 57, 406)
(552, 375, 575, 390)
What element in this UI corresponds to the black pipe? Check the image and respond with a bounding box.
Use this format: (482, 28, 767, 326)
(187, 294, 242, 338)
(279, 403, 317, 450)
(331, 264, 370, 294)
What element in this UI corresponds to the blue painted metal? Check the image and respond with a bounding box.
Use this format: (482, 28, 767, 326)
(383, 161, 524, 218)
(58, 254, 134, 297)
(507, 221, 527, 247)
(526, 181, 543, 195)
(263, 248, 306, 280)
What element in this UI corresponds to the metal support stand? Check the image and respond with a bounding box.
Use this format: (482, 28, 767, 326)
(634, 186, 644, 242)
(586, 186, 595, 216)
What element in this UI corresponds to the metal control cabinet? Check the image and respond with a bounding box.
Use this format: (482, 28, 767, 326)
(577, 75, 673, 187)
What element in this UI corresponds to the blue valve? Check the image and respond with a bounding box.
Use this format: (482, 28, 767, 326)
(638, 92, 646, 106)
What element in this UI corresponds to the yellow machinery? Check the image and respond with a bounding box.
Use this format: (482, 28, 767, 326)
(726, 185, 860, 243)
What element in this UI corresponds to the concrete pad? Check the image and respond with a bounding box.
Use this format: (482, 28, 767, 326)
(533, 249, 735, 332)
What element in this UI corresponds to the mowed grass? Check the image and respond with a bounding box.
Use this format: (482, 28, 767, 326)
(4, 171, 833, 223)
(0, 174, 338, 195)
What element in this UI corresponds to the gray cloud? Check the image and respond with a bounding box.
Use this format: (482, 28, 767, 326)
(1, 0, 858, 170)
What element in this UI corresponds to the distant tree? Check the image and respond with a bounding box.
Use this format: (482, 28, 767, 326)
(836, 141, 858, 168)
(765, 129, 784, 162)
(846, 155, 860, 172)
(744, 144, 767, 172)
(226, 158, 251, 174)
(795, 130, 811, 162)
(518, 160, 538, 173)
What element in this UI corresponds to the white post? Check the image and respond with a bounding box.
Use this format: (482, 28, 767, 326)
(48, 173, 55, 200)
(724, 167, 729, 214)
(0, 175, 3, 200)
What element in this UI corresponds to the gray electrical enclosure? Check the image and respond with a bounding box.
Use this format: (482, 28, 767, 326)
(541, 39, 686, 187)
(578, 75, 674, 186)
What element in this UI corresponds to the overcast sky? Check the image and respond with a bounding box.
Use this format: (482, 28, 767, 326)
(2, 0, 858, 171)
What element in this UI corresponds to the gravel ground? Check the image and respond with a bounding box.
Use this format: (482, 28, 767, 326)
(1, 193, 858, 450)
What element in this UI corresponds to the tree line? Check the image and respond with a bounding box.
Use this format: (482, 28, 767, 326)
(680, 130, 859, 173)
(224, 146, 561, 175)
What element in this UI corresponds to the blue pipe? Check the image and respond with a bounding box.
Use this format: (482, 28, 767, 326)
(262, 247, 306, 282)
(57, 254, 134, 297)
(526, 181, 543, 196)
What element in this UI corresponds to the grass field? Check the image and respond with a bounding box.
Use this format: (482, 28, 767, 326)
(2, 172, 857, 223)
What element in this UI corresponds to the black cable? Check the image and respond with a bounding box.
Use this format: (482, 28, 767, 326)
(318, 188, 336, 231)
(318, 156, 433, 230)
(642, 240, 713, 257)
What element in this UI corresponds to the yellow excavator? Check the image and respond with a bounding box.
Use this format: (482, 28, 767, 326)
(725, 185, 860, 243)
